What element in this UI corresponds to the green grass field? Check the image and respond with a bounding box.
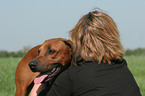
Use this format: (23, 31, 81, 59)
(0, 56, 144, 96)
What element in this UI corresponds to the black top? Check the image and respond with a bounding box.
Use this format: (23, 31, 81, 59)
(46, 59, 141, 96)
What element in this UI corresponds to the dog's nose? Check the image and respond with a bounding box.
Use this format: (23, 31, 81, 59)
(29, 60, 37, 69)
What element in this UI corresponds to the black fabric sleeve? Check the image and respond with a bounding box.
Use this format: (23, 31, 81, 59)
(46, 70, 72, 96)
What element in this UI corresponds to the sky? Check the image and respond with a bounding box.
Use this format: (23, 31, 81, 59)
(0, 0, 145, 52)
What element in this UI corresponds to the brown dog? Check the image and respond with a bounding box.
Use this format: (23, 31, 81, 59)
(15, 38, 73, 96)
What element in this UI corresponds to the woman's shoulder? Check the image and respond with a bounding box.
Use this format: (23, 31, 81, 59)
(58, 58, 128, 84)
(67, 59, 127, 73)
(66, 61, 100, 78)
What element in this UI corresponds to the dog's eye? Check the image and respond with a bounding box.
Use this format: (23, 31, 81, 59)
(38, 50, 40, 54)
(47, 49, 56, 54)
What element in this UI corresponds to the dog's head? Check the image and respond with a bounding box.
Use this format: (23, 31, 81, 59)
(28, 38, 73, 83)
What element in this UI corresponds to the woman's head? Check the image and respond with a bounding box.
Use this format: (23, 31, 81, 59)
(70, 9, 124, 64)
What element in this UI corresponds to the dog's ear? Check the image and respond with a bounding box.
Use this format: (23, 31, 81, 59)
(63, 40, 73, 48)
(62, 40, 74, 53)
(62, 40, 76, 66)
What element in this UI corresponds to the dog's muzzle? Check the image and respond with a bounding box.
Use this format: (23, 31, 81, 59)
(29, 60, 37, 72)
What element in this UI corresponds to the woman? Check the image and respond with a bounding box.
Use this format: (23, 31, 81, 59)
(30, 9, 141, 96)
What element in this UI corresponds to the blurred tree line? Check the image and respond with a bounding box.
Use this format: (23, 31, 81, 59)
(125, 48, 145, 56)
(0, 46, 30, 57)
(0, 47, 145, 57)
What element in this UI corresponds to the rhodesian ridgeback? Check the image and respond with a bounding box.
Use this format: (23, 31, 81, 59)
(15, 38, 73, 96)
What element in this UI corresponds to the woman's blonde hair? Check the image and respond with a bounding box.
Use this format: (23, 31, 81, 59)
(70, 10, 124, 64)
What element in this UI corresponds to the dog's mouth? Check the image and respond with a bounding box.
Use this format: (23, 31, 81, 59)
(34, 65, 62, 84)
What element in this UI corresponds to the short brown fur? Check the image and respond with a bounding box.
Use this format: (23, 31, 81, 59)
(15, 38, 73, 96)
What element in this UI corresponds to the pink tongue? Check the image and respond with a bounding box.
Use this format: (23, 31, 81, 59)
(34, 74, 48, 84)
